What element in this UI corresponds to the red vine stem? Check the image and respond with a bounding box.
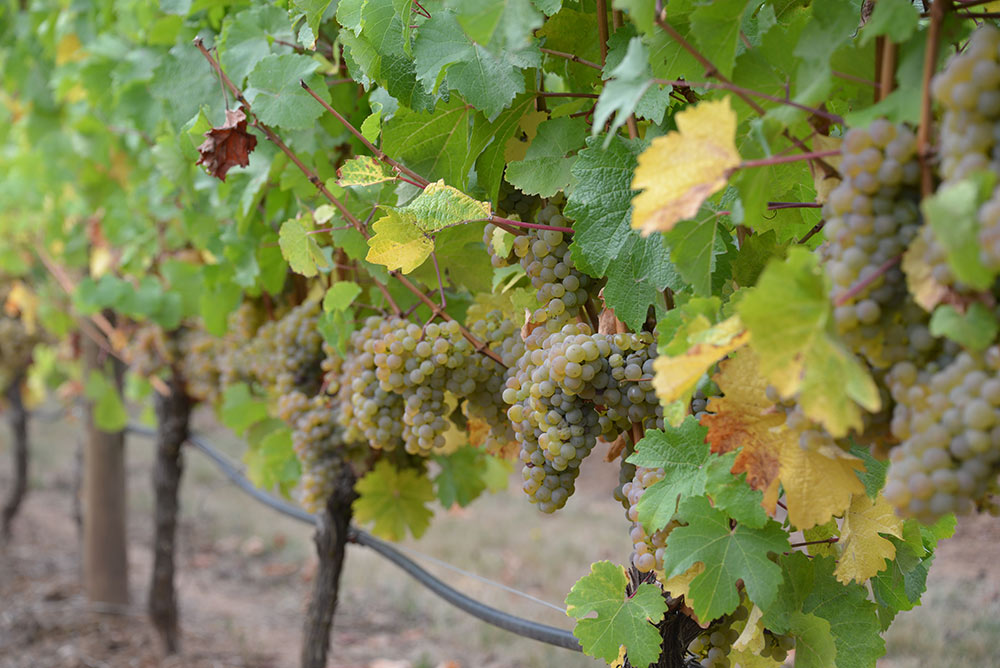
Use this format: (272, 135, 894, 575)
(596, 0, 610, 66)
(487, 215, 575, 235)
(299, 80, 430, 188)
(918, 1, 950, 197)
(737, 150, 841, 170)
(789, 537, 839, 548)
(833, 255, 902, 306)
(653, 78, 846, 125)
(539, 48, 602, 71)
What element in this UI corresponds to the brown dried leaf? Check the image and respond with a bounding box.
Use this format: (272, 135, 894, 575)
(196, 107, 258, 182)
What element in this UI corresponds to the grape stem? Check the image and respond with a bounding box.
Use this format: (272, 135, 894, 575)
(299, 80, 431, 188)
(767, 201, 823, 210)
(736, 150, 841, 170)
(788, 537, 839, 548)
(653, 78, 846, 125)
(597, 0, 610, 65)
(918, 0, 949, 197)
(539, 48, 602, 71)
(833, 255, 902, 307)
(487, 215, 575, 235)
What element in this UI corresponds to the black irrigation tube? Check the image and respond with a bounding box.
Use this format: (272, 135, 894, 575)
(123, 423, 583, 653)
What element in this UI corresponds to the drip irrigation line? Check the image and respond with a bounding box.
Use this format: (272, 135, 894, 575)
(121, 423, 582, 652)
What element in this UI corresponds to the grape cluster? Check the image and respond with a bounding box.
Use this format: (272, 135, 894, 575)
(978, 186, 1000, 272)
(760, 630, 795, 664)
(686, 611, 742, 668)
(883, 348, 1000, 523)
(217, 302, 267, 388)
(465, 308, 523, 453)
(124, 325, 176, 379)
(0, 312, 36, 390)
(277, 390, 351, 512)
(932, 25, 1000, 183)
(248, 300, 325, 396)
(337, 315, 406, 451)
(622, 466, 673, 573)
(822, 121, 931, 368)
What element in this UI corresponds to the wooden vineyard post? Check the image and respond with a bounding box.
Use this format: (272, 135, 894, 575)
(82, 333, 129, 606)
(1, 371, 28, 539)
(148, 354, 191, 654)
(301, 468, 357, 668)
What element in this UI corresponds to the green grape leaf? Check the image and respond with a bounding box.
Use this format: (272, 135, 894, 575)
(360, 100, 383, 143)
(859, 0, 920, 45)
(433, 446, 489, 508)
(84, 370, 128, 432)
(849, 444, 889, 499)
(787, 612, 836, 668)
(279, 218, 327, 277)
(704, 451, 769, 529)
(505, 117, 587, 197)
(737, 247, 880, 437)
(318, 308, 355, 357)
(661, 495, 789, 621)
(336, 0, 368, 34)
(626, 418, 711, 532)
(871, 533, 932, 630)
(323, 281, 362, 312)
(603, 28, 672, 125)
(475, 93, 538, 203)
(150, 44, 220, 128)
(365, 209, 434, 273)
(533, 0, 562, 16)
(382, 98, 478, 189)
(731, 229, 787, 287)
(922, 176, 994, 291)
(593, 37, 655, 144)
(244, 423, 299, 494)
(764, 554, 885, 668)
(218, 5, 294, 87)
(690, 0, 756, 79)
(337, 155, 394, 187)
(567, 135, 646, 269)
(412, 10, 525, 120)
(565, 561, 667, 668)
(245, 54, 331, 130)
(219, 383, 271, 435)
(292, 0, 334, 46)
(930, 303, 999, 352)
(446, 0, 543, 53)
(400, 181, 492, 230)
(353, 459, 435, 541)
(603, 233, 683, 331)
(665, 210, 726, 297)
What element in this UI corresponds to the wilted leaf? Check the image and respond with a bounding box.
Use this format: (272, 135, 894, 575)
(631, 98, 740, 234)
(196, 107, 258, 181)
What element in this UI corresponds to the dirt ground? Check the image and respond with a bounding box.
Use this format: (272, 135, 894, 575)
(1, 407, 999, 668)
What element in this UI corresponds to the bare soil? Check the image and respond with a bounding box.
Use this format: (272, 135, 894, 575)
(1, 408, 998, 668)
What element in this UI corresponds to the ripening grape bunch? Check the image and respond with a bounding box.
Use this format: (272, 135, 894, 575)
(249, 299, 326, 396)
(0, 310, 38, 390)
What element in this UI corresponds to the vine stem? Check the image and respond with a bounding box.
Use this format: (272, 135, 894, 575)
(833, 255, 902, 307)
(540, 48, 601, 71)
(767, 201, 823, 210)
(299, 81, 430, 188)
(654, 78, 845, 125)
(736, 150, 840, 170)
(653, 7, 840, 177)
(487, 215, 575, 235)
(918, 1, 950, 197)
(789, 537, 839, 548)
(596, 0, 610, 66)
(192, 38, 363, 230)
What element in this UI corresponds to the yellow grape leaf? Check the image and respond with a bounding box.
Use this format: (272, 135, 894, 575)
(652, 315, 749, 405)
(733, 604, 765, 653)
(729, 649, 783, 668)
(834, 492, 903, 585)
(700, 350, 785, 512)
(702, 349, 864, 529)
(56, 33, 85, 65)
(659, 561, 705, 601)
(631, 98, 740, 235)
(337, 155, 394, 187)
(4, 282, 38, 333)
(902, 231, 950, 311)
(738, 247, 881, 437)
(365, 209, 433, 273)
(401, 180, 491, 231)
(779, 441, 865, 531)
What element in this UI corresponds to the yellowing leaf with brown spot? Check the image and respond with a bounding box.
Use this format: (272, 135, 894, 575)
(365, 209, 433, 273)
(701, 349, 864, 529)
(779, 441, 865, 531)
(659, 561, 704, 601)
(631, 98, 740, 235)
(834, 492, 903, 584)
(653, 316, 749, 405)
